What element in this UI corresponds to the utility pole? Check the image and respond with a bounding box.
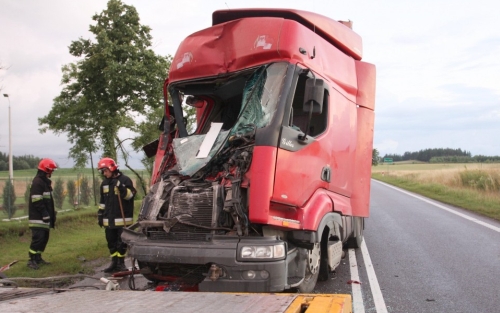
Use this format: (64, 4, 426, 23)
(3, 94, 13, 183)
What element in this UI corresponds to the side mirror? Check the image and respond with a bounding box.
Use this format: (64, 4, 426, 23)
(303, 78, 324, 114)
(142, 139, 159, 158)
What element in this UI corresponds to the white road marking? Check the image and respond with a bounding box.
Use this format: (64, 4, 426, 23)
(374, 180, 500, 233)
(361, 239, 388, 313)
(348, 249, 365, 313)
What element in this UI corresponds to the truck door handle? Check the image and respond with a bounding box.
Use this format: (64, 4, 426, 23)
(321, 166, 331, 182)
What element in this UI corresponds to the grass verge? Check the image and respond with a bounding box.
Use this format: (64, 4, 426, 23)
(0, 203, 140, 287)
(372, 173, 500, 221)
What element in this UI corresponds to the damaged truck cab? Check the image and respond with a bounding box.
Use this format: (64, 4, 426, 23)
(123, 8, 376, 293)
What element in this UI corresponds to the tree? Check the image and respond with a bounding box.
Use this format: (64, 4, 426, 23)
(372, 148, 380, 166)
(2, 180, 16, 219)
(38, 0, 170, 167)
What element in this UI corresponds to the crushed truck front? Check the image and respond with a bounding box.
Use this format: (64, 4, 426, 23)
(123, 8, 375, 293)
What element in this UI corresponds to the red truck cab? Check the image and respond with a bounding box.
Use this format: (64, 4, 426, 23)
(123, 8, 375, 293)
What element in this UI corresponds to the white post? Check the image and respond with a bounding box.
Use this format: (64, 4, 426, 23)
(3, 94, 13, 184)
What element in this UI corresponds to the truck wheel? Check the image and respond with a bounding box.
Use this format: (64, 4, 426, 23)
(298, 242, 320, 293)
(346, 217, 364, 249)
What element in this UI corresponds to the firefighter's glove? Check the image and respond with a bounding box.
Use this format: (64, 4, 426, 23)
(97, 210, 104, 228)
(113, 179, 125, 195)
(42, 211, 50, 223)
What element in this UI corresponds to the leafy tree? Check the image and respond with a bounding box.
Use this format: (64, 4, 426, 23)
(13, 159, 30, 170)
(0, 153, 41, 170)
(38, 0, 170, 167)
(2, 179, 16, 218)
(372, 148, 380, 166)
(53, 178, 66, 210)
(67, 180, 76, 207)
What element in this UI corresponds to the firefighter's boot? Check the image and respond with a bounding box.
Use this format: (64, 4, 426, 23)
(36, 254, 51, 265)
(27, 253, 39, 270)
(115, 257, 128, 272)
(103, 256, 117, 273)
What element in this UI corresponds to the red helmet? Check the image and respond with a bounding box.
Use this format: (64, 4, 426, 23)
(38, 158, 58, 174)
(97, 157, 118, 172)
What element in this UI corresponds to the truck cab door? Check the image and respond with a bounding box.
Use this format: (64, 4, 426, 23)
(271, 73, 331, 212)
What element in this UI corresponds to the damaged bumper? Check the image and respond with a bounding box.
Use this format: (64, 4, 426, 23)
(126, 234, 288, 292)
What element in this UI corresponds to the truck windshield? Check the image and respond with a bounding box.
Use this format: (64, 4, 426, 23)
(170, 62, 288, 176)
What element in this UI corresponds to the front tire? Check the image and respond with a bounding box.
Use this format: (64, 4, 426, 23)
(297, 242, 320, 293)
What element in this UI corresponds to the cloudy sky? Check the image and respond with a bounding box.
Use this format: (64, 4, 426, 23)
(1, 0, 499, 168)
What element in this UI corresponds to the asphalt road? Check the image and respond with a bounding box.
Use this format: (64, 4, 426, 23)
(315, 179, 500, 313)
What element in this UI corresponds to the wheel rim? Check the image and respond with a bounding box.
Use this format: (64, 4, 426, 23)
(307, 243, 321, 274)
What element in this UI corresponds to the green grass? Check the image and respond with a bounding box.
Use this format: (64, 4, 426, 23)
(0, 200, 141, 287)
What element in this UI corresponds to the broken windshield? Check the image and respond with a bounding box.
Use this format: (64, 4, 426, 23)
(171, 62, 288, 176)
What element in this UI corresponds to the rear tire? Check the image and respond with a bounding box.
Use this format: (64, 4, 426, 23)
(346, 217, 364, 249)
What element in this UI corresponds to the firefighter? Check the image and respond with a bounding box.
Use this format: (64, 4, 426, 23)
(97, 157, 136, 273)
(27, 158, 58, 270)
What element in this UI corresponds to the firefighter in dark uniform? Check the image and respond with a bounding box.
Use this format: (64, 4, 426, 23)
(27, 158, 58, 270)
(97, 157, 136, 273)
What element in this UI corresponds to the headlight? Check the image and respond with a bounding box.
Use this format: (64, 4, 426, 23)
(240, 244, 285, 260)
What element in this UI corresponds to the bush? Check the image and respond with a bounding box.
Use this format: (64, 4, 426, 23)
(93, 176, 101, 205)
(80, 175, 92, 206)
(24, 182, 31, 214)
(67, 180, 76, 207)
(2, 179, 17, 218)
(459, 170, 500, 192)
(53, 178, 66, 210)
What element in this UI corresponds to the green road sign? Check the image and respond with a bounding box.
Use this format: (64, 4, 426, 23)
(383, 158, 393, 163)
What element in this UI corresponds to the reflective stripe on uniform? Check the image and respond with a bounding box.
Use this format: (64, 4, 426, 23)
(29, 249, 37, 254)
(29, 219, 50, 229)
(124, 188, 133, 200)
(31, 195, 43, 202)
(103, 218, 133, 226)
(103, 185, 109, 193)
(116, 252, 126, 257)
(99, 204, 105, 210)
(43, 191, 52, 199)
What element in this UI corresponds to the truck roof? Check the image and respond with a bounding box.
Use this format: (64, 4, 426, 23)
(213, 8, 363, 60)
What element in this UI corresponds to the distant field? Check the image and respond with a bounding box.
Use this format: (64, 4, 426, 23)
(0, 168, 149, 180)
(0, 168, 150, 218)
(372, 162, 500, 221)
(373, 162, 500, 172)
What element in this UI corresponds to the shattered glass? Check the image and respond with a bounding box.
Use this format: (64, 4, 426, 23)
(172, 63, 288, 177)
(173, 130, 230, 176)
(231, 63, 287, 137)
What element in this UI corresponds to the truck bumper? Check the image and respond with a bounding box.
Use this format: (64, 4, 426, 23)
(127, 236, 288, 292)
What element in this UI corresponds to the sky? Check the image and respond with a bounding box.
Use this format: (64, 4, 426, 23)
(1, 0, 499, 169)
